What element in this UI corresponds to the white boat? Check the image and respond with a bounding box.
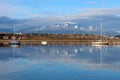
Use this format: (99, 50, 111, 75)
(92, 40, 109, 46)
(10, 36, 20, 47)
(92, 23, 109, 46)
(41, 41, 47, 45)
(10, 40, 20, 47)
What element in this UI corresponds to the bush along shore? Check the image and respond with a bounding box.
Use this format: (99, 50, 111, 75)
(0, 33, 120, 44)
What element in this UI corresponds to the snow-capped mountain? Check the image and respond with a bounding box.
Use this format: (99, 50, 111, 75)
(0, 15, 120, 35)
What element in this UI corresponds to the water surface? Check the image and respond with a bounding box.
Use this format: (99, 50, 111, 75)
(0, 44, 120, 80)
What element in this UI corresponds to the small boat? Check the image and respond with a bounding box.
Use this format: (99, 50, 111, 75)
(92, 40, 109, 46)
(10, 40, 20, 45)
(10, 36, 20, 47)
(41, 41, 47, 45)
(10, 40, 20, 47)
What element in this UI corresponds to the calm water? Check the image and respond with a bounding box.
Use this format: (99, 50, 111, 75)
(0, 44, 120, 80)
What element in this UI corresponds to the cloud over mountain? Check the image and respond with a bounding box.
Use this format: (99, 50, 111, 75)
(0, 8, 120, 35)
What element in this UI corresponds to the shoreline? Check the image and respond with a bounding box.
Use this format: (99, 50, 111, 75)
(1, 39, 120, 45)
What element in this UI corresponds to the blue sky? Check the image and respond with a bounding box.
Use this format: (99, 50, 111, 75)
(0, 0, 120, 18)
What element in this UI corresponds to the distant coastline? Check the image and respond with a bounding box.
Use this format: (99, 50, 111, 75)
(0, 33, 120, 45)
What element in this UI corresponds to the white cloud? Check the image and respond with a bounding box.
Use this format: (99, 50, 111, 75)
(27, 8, 120, 24)
(83, 8, 120, 15)
(34, 8, 120, 21)
(61, 8, 120, 20)
(0, 2, 120, 21)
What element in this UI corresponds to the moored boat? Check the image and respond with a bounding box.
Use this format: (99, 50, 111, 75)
(92, 40, 109, 45)
(41, 41, 47, 45)
(91, 23, 109, 46)
(10, 36, 20, 47)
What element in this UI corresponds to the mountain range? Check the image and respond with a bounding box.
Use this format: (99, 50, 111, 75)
(0, 15, 120, 35)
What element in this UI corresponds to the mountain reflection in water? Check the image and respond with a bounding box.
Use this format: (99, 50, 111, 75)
(0, 43, 120, 80)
